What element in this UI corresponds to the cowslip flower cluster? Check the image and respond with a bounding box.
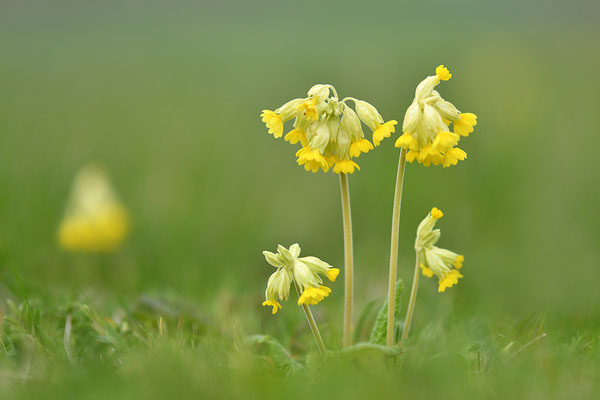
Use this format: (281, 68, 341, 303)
(261, 84, 397, 174)
(262, 244, 340, 314)
(415, 207, 464, 292)
(58, 165, 129, 253)
(395, 65, 478, 167)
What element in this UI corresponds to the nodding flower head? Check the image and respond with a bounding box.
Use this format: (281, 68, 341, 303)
(261, 84, 397, 174)
(415, 207, 464, 293)
(395, 65, 477, 168)
(261, 243, 340, 314)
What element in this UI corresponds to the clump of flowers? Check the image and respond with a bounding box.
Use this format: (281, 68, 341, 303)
(58, 164, 129, 253)
(262, 244, 340, 314)
(258, 65, 475, 352)
(261, 84, 397, 174)
(395, 65, 477, 167)
(415, 207, 464, 292)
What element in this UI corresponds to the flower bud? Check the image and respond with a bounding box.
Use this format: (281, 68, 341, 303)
(326, 115, 341, 143)
(435, 100, 460, 122)
(277, 244, 294, 264)
(425, 90, 442, 105)
(307, 84, 331, 101)
(341, 106, 363, 140)
(402, 101, 421, 134)
(300, 256, 332, 275)
(422, 104, 445, 138)
(289, 243, 301, 258)
(265, 268, 292, 301)
(263, 250, 285, 267)
(335, 130, 352, 159)
(354, 100, 383, 131)
(309, 121, 330, 153)
(276, 98, 306, 121)
(292, 259, 321, 291)
(415, 75, 439, 101)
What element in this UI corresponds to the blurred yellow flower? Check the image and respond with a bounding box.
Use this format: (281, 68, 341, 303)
(395, 65, 477, 167)
(58, 165, 129, 253)
(262, 244, 339, 314)
(415, 207, 464, 292)
(261, 84, 396, 174)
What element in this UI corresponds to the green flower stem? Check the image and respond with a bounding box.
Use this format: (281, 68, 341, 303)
(339, 173, 354, 347)
(386, 148, 407, 347)
(401, 254, 420, 342)
(294, 281, 327, 357)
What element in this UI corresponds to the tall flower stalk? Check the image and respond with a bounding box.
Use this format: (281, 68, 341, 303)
(338, 173, 354, 347)
(261, 84, 397, 347)
(385, 148, 407, 346)
(401, 255, 421, 342)
(386, 65, 478, 346)
(293, 281, 327, 356)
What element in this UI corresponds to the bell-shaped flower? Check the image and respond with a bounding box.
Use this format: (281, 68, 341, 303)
(395, 65, 477, 167)
(261, 84, 396, 174)
(262, 243, 340, 314)
(414, 207, 464, 292)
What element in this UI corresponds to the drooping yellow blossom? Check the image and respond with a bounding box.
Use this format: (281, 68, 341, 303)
(395, 65, 477, 167)
(58, 165, 130, 253)
(284, 129, 308, 147)
(298, 286, 331, 305)
(261, 110, 284, 138)
(333, 159, 359, 174)
(372, 121, 398, 147)
(262, 244, 340, 314)
(261, 84, 397, 174)
(414, 207, 464, 292)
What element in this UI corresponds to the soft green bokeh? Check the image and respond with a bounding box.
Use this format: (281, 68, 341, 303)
(0, 0, 599, 397)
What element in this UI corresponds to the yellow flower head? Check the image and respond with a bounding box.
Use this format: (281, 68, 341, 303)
(414, 207, 464, 293)
(58, 165, 129, 253)
(395, 65, 477, 167)
(262, 244, 339, 314)
(261, 84, 397, 174)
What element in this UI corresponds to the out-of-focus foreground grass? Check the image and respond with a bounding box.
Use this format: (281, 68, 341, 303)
(1, 0, 599, 398)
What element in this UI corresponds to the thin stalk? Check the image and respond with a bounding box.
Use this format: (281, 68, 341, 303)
(386, 148, 407, 347)
(294, 281, 327, 357)
(339, 173, 354, 347)
(401, 255, 420, 342)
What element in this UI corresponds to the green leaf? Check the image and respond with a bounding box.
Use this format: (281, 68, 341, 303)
(331, 342, 401, 371)
(368, 280, 403, 345)
(354, 300, 378, 343)
(245, 335, 305, 373)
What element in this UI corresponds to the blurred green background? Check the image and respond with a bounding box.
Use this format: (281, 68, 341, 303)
(1, 0, 599, 374)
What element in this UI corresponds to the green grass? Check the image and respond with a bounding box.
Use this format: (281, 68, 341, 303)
(1, 271, 599, 399)
(1, 0, 600, 398)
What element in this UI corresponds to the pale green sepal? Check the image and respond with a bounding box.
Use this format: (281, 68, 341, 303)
(263, 251, 285, 268)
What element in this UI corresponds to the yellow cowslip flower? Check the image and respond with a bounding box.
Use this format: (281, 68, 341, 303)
(415, 207, 464, 292)
(395, 65, 477, 167)
(261, 84, 397, 174)
(262, 243, 340, 314)
(58, 165, 129, 253)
